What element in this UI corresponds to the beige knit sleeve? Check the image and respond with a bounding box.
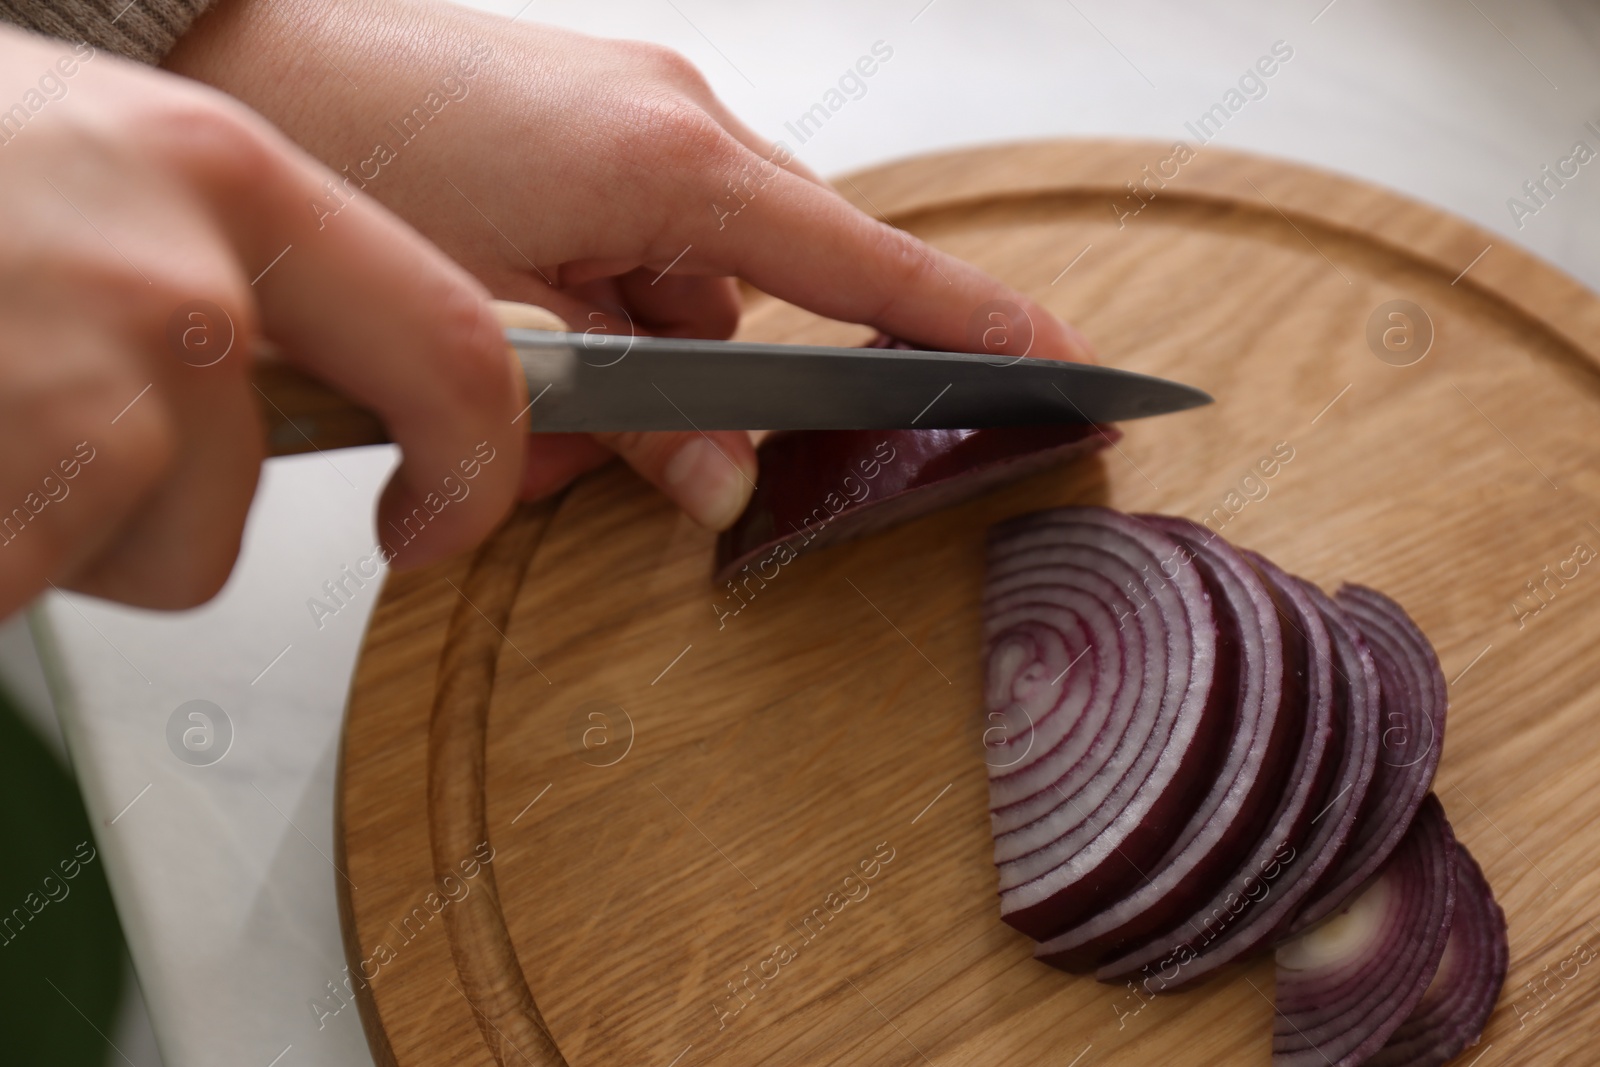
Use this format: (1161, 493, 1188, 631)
(0, 0, 215, 63)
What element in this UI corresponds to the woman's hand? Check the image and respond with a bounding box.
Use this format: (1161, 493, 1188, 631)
(165, 0, 1095, 528)
(0, 25, 523, 618)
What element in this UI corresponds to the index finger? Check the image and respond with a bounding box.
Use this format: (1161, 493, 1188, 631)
(699, 160, 1096, 364)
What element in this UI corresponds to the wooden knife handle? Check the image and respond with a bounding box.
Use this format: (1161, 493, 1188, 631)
(251, 301, 570, 457)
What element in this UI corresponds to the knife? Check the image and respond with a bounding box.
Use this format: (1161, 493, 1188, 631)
(250, 301, 1210, 456)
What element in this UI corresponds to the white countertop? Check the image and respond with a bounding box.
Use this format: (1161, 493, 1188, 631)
(14, 1, 1600, 1064)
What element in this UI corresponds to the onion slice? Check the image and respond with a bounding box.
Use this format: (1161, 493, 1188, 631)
(713, 335, 1115, 586)
(985, 508, 1228, 938)
(1085, 551, 1346, 987)
(1032, 518, 1312, 970)
(1273, 795, 1456, 1067)
(1286, 586, 1447, 935)
(1367, 842, 1508, 1067)
(715, 425, 1112, 585)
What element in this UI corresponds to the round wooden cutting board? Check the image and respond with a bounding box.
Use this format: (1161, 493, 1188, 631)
(337, 140, 1600, 1067)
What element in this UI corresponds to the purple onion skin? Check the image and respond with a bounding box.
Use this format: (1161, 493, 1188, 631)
(713, 425, 1115, 586)
(1367, 842, 1508, 1067)
(1273, 796, 1456, 1067)
(1033, 518, 1310, 970)
(1286, 585, 1448, 936)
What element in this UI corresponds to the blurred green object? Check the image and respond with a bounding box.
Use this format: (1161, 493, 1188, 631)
(0, 682, 125, 1066)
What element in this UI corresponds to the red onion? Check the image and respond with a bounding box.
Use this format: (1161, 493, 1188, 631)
(985, 508, 1230, 938)
(1366, 841, 1507, 1067)
(713, 338, 1115, 586)
(1273, 795, 1456, 1067)
(1285, 585, 1447, 935)
(1081, 548, 1344, 986)
(966, 506, 1502, 1064)
(1102, 573, 1382, 989)
(714, 425, 1111, 586)
(1031, 518, 1314, 969)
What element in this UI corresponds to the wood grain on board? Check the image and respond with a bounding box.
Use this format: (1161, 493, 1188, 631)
(338, 140, 1600, 1067)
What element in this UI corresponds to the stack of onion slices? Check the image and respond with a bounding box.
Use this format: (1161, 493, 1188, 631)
(983, 507, 1506, 1065)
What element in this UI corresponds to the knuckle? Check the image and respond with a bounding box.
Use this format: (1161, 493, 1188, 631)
(627, 41, 710, 90)
(146, 89, 284, 197)
(87, 261, 258, 379)
(626, 98, 737, 174)
(876, 223, 934, 284)
(863, 223, 937, 319)
(157, 282, 256, 377)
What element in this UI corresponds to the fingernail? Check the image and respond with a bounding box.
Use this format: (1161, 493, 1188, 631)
(664, 437, 753, 530)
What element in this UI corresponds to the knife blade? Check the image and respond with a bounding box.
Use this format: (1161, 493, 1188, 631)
(250, 301, 1210, 456)
(509, 330, 1211, 433)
